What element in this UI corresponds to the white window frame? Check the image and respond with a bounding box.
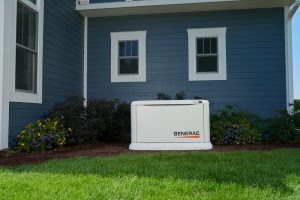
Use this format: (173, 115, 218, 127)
(11, 0, 44, 104)
(110, 31, 147, 83)
(188, 27, 227, 81)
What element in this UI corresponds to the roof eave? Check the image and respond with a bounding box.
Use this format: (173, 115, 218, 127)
(77, 0, 295, 17)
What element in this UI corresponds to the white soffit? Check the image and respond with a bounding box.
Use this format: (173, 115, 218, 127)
(76, 0, 294, 17)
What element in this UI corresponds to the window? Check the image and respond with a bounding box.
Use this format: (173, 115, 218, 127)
(16, 2, 37, 93)
(12, 0, 44, 103)
(111, 31, 147, 82)
(118, 40, 139, 75)
(188, 28, 227, 81)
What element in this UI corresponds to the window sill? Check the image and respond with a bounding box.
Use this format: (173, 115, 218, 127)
(10, 91, 42, 104)
(111, 74, 146, 83)
(189, 72, 227, 81)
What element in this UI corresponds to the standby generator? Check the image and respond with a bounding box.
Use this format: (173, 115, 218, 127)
(129, 100, 213, 150)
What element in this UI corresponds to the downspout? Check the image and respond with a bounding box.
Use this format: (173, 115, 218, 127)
(285, 0, 299, 112)
(84, 17, 88, 107)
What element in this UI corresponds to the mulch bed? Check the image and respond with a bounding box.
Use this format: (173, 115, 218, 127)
(0, 143, 299, 167)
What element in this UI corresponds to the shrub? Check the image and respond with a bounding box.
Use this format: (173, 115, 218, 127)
(194, 96, 206, 100)
(175, 91, 186, 100)
(86, 99, 115, 142)
(264, 107, 300, 143)
(295, 100, 300, 111)
(17, 118, 71, 152)
(157, 93, 171, 100)
(47, 96, 86, 145)
(295, 100, 300, 129)
(113, 102, 131, 142)
(157, 91, 205, 100)
(211, 105, 262, 145)
(86, 99, 130, 143)
(46, 97, 130, 145)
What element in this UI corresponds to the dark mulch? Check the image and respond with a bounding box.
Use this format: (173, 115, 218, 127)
(0, 143, 300, 167)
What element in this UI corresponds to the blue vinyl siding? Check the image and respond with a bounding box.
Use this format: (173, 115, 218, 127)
(9, 0, 84, 147)
(88, 8, 286, 117)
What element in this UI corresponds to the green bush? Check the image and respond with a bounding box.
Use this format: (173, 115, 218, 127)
(113, 101, 131, 142)
(295, 100, 300, 129)
(47, 97, 130, 144)
(157, 93, 171, 100)
(86, 99, 115, 142)
(194, 96, 207, 100)
(210, 104, 300, 144)
(157, 91, 207, 100)
(86, 99, 130, 143)
(47, 96, 87, 144)
(211, 105, 263, 145)
(17, 118, 71, 152)
(175, 91, 186, 100)
(157, 91, 187, 100)
(264, 107, 300, 143)
(21, 93, 299, 150)
(295, 100, 300, 111)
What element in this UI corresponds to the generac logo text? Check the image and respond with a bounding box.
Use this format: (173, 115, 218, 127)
(174, 131, 200, 139)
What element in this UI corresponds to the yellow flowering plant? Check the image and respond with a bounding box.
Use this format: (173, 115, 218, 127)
(17, 117, 72, 152)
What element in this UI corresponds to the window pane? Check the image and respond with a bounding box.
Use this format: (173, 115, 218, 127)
(211, 38, 218, 54)
(23, 5, 37, 49)
(16, 2, 37, 50)
(16, 3, 24, 45)
(204, 38, 210, 54)
(29, 0, 37, 4)
(197, 38, 203, 54)
(125, 41, 132, 56)
(132, 41, 138, 57)
(15, 46, 37, 93)
(119, 41, 126, 57)
(197, 56, 218, 73)
(119, 58, 138, 74)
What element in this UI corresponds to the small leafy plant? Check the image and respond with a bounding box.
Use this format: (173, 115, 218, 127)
(17, 118, 72, 152)
(157, 93, 172, 100)
(175, 91, 186, 100)
(156, 91, 207, 100)
(211, 105, 263, 145)
(194, 96, 206, 100)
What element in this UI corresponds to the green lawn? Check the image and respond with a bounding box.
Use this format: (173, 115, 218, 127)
(0, 149, 300, 200)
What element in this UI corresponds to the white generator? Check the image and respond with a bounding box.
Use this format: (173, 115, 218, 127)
(129, 100, 213, 150)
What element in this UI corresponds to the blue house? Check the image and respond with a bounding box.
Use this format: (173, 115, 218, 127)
(0, 0, 299, 149)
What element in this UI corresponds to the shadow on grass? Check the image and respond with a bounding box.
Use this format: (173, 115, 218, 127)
(4, 149, 300, 194)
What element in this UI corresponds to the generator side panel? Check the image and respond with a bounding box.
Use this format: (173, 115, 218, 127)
(136, 104, 205, 143)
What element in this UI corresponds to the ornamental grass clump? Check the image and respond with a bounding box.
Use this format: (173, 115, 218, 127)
(17, 117, 72, 152)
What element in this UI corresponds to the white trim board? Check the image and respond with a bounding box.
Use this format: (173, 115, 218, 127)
(285, 5, 297, 111)
(188, 27, 227, 81)
(110, 31, 147, 83)
(0, 0, 7, 149)
(77, 0, 294, 17)
(0, 0, 45, 149)
(11, 0, 44, 104)
(0, 0, 17, 150)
